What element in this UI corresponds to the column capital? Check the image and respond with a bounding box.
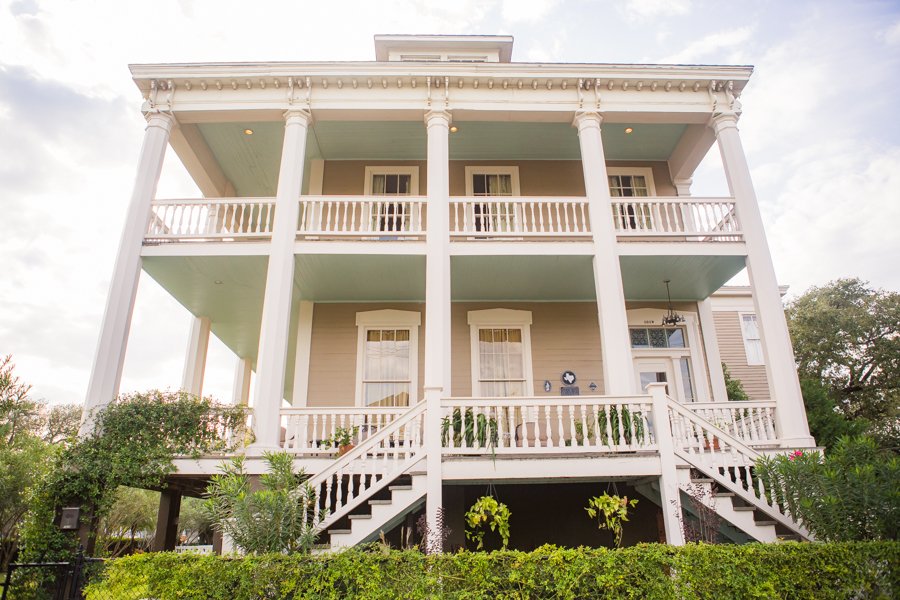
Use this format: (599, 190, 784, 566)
(573, 110, 603, 132)
(143, 109, 178, 132)
(710, 111, 740, 135)
(424, 108, 452, 128)
(283, 107, 311, 127)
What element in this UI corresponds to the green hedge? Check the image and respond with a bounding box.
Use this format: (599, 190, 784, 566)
(88, 542, 900, 600)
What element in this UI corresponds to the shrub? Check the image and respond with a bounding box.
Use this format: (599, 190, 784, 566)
(87, 542, 900, 600)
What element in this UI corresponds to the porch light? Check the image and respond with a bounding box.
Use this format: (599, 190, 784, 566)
(450, 126, 458, 132)
(662, 280, 685, 326)
(244, 129, 253, 135)
(624, 127, 633, 133)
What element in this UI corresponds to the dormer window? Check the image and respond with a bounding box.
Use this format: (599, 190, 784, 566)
(399, 55, 441, 62)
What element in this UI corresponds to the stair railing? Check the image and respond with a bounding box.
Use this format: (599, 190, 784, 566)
(307, 402, 427, 529)
(666, 397, 811, 540)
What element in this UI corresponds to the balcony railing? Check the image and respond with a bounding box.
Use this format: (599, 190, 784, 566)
(612, 197, 741, 241)
(298, 196, 426, 241)
(145, 198, 275, 242)
(686, 401, 778, 447)
(450, 198, 591, 240)
(280, 407, 408, 455)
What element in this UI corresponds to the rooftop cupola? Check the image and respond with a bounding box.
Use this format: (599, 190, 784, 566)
(373, 34, 514, 63)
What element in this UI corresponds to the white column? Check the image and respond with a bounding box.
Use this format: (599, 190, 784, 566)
(698, 299, 728, 403)
(574, 112, 635, 396)
(81, 111, 177, 434)
(648, 382, 685, 546)
(291, 301, 314, 407)
(232, 357, 252, 406)
(423, 109, 451, 551)
(181, 316, 211, 397)
(251, 108, 310, 451)
(711, 112, 814, 447)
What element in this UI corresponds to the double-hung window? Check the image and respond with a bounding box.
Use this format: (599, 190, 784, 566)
(356, 310, 420, 407)
(468, 309, 533, 398)
(608, 167, 656, 231)
(465, 166, 520, 233)
(364, 167, 419, 233)
(740, 313, 764, 365)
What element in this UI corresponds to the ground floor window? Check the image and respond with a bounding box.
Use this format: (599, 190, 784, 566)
(356, 310, 420, 407)
(468, 309, 534, 398)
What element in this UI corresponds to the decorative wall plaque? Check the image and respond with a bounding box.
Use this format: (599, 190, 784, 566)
(543, 380, 552, 392)
(561, 370, 577, 386)
(560, 386, 580, 396)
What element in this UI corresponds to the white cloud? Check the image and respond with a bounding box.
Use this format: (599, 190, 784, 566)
(502, 0, 560, 22)
(620, 0, 690, 21)
(660, 25, 755, 64)
(883, 19, 900, 45)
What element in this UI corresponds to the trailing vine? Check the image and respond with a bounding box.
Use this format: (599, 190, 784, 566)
(586, 493, 638, 548)
(20, 390, 250, 559)
(465, 496, 511, 550)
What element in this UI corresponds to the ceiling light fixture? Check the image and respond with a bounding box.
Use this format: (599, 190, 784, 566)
(662, 280, 684, 326)
(450, 126, 458, 132)
(214, 280, 223, 285)
(244, 129, 253, 135)
(624, 127, 633, 133)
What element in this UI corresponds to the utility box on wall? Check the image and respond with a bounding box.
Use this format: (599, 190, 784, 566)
(59, 507, 81, 530)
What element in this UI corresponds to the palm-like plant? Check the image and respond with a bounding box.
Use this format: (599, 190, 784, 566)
(203, 451, 327, 555)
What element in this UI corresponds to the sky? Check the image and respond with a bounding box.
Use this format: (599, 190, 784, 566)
(1, 0, 899, 407)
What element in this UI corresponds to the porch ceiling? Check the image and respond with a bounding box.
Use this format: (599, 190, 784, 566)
(293, 254, 427, 302)
(450, 255, 597, 301)
(619, 254, 746, 301)
(192, 120, 689, 197)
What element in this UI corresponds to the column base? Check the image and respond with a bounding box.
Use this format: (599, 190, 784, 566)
(778, 436, 818, 449)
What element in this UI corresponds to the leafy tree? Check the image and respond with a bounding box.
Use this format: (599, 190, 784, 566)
(203, 452, 326, 555)
(97, 487, 159, 557)
(786, 278, 900, 447)
(801, 378, 868, 451)
(756, 436, 900, 542)
(178, 496, 215, 546)
(722, 363, 749, 402)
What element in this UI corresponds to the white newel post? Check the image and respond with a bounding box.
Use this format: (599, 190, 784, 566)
(697, 299, 728, 403)
(81, 111, 177, 435)
(232, 357, 252, 406)
(423, 109, 451, 551)
(574, 112, 635, 395)
(181, 316, 211, 397)
(648, 383, 685, 546)
(251, 108, 310, 452)
(711, 113, 814, 448)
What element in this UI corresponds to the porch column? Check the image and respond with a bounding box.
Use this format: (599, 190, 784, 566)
(232, 357, 252, 406)
(574, 112, 635, 396)
(648, 383, 685, 546)
(291, 301, 314, 407)
(251, 108, 310, 452)
(423, 109, 451, 551)
(711, 113, 814, 447)
(152, 488, 182, 552)
(181, 316, 211, 397)
(82, 111, 177, 435)
(698, 299, 729, 403)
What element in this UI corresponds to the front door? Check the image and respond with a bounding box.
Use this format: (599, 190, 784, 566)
(634, 358, 676, 398)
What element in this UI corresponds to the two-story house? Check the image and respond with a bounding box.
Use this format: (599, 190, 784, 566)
(83, 35, 816, 552)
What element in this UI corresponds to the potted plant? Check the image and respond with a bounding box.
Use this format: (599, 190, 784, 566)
(585, 492, 638, 548)
(322, 425, 359, 457)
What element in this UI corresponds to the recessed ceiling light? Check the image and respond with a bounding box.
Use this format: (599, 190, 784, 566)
(244, 129, 253, 135)
(214, 280, 223, 284)
(450, 126, 458, 132)
(624, 127, 633, 133)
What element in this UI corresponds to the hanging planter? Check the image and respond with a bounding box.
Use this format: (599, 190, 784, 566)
(465, 496, 511, 550)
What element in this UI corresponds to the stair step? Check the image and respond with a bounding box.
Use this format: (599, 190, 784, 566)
(778, 534, 802, 542)
(733, 506, 756, 512)
(330, 529, 352, 535)
(389, 485, 413, 491)
(713, 491, 735, 497)
(691, 478, 714, 484)
(369, 499, 393, 505)
(349, 514, 372, 520)
(755, 520, 777, 527)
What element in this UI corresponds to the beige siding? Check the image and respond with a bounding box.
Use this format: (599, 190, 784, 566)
(320, 159, 675, 197)
(713, 311, 772, 400)
(306, 303, 426, 407)
(452, 302, 605, 397)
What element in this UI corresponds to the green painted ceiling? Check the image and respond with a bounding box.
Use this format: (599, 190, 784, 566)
(619, 255, 746, 301)
(194, 120, 688, 198)
(451, 255, 597, 301)
(293, 254, 427, 301)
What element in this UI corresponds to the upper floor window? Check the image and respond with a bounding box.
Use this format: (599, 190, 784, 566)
(740, 313, 764, 365)
(465, 167, 520, 233)
(607, 167, 657, 198)
(364, 167, 419, 232)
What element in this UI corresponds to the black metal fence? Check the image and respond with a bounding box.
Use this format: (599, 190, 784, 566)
(0, 548, 110, 600)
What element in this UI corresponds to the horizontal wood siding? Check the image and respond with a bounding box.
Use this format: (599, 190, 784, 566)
(713, 311, 772, 400)
(306, 303, 426, 407)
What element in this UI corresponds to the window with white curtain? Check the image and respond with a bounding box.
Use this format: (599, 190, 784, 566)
(740, 314, 764, 366)
(464, 167, 520, 233)
(364, 167, 419, 233)
(362, 329, 411, 406)
(468, 308, 534, 398)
